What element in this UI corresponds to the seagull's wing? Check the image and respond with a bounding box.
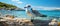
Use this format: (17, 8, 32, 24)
(32, 10, 47, 17)
(32, 10, 41, 16)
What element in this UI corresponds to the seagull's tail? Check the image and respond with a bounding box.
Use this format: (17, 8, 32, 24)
(39, 14, 47, 17)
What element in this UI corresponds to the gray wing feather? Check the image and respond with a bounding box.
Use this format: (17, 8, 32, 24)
(32, 10, 47, 17)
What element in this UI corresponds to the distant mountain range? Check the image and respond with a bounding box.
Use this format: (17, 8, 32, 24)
(0, 2, 24, 11)
(54, 9, 60, 11)
(48, 9, 60, 11)
(42, 9, 60, 11)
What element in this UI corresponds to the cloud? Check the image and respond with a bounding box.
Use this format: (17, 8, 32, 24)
(12, 0, 19, 2)
(26, 4, 31, 6)
(56, 8, 60, 9)
(32, 6, 60, 10)
(17, 2, 23, 4)
(12, 0, 23, 4)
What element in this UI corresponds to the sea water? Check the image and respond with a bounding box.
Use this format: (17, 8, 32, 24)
(0, 10, 60, 21)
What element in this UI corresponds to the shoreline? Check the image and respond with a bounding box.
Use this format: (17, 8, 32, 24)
(0, 17, 60, 26)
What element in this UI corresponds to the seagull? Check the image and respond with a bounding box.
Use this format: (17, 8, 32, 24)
(24, 5, 47, 22)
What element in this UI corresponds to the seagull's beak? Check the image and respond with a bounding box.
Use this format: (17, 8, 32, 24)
(24, 7, 27, 8)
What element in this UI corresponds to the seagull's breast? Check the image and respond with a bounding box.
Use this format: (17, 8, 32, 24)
(25, 8, 35, 16)
(27, 10, 33, 16)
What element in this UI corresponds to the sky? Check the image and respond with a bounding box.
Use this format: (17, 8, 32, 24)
(0, 0, 60, 10)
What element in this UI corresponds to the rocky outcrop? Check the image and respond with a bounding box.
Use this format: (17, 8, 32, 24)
(0, 17, 34, 26)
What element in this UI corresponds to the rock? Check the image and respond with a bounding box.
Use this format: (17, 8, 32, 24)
(4, 14, 15, 19)
(0, 21, 9, 26)
(58, 22, 60, 26)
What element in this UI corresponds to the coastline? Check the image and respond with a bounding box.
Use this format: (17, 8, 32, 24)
(0, 16, 60, 26)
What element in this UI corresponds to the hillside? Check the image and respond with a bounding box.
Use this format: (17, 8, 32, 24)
(0, 2, 24, 11)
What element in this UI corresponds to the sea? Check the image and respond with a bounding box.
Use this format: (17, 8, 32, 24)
(0, 9, 60, 21)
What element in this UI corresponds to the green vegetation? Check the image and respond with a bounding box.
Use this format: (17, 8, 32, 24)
(0, 2, 25, 11)
(0, 2, 17, 10)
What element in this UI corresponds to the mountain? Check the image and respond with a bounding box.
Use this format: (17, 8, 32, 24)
(0, 2, 24, 11)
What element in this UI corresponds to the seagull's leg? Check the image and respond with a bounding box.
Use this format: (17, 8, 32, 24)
(31, 16, 34, 22)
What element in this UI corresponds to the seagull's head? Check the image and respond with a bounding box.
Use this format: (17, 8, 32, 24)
(27, 5, 31, 8)
(24, 4, 32, 12)
(24, 4, 31, 8)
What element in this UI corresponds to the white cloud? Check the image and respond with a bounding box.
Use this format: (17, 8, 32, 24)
(24, 4, 31, 7)
(56, 8, 60, 9)
(12, 0, 19, 2)
(32, 6, 60, 10)
(17, 2, 23, 4)
(12, 0, 23, 4)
